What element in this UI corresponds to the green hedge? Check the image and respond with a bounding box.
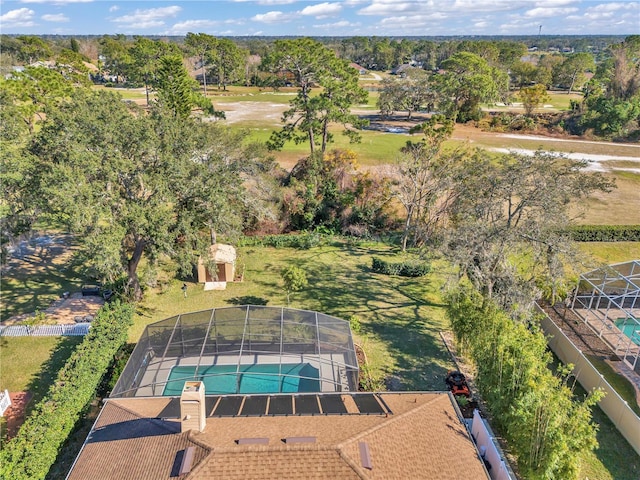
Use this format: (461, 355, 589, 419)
(0, 301, 133, 480)
(446, 288, 601, 479)
(371, 257, 431, 277)
(566, 225, 640, 242)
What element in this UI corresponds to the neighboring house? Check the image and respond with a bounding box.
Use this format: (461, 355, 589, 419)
(349, 62, 367, 75)
(390, 64, 415, 77)
(66, 306, 491, 480)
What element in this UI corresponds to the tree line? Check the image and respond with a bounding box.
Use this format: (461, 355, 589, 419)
(2, 33, 637, 139)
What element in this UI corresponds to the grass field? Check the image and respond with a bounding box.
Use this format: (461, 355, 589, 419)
(133, 241, 455, 390)
(92, 85, 639, 225)
(578, 242, 640, 265)
(0, 234, 84, 320)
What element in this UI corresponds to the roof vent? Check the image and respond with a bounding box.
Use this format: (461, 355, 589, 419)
(178, 447, 195, 475)
(284, 436, 316, 444)
(236, 437, 269, 445)
(359, 441, 373, 470)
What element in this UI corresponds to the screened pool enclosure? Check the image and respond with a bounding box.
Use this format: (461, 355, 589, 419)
(111, 306, 359, 397)
(571, 261, 640, 372)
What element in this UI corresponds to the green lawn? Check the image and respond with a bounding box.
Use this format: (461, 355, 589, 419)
(577, 390, 640, 480)
(587, 355, 640, 416)
(0, 336, 82, 443)
(577, 242, 640, 266)
(0, 236, 85, 320)
(134, 241, 454, 390)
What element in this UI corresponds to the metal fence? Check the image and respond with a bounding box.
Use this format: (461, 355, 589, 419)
(0, 323, 91, 337)
(536, 305, 640, 455)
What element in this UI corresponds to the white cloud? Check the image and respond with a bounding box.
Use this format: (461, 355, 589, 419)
(21, 0, 92, 4)
(313, 20, 358, 28)
(0, 7, 36, 26)
(233, 0, 295, 3)
(251, 10, 294, 23)
(167, 19, 220, 34)
(42, 13, 69, 22)
(358, 0, 580, 18)
(525, 7, 578, 18)
(112, 5, 181, 29)
(299, 2, 342, 17)
(359, 1, 414, 15)
(256, 0, 295, 4)
(109, 5, 119, 12)
(584, 1, 638, 19)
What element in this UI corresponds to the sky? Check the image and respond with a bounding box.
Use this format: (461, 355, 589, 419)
(0, 0, 638, 37)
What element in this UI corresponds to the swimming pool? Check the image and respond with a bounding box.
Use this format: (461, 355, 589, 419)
(615, 318, 640, 346)
(162, 363, 321, 396)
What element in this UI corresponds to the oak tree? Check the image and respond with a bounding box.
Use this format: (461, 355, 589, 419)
(27, 90, 243, 300)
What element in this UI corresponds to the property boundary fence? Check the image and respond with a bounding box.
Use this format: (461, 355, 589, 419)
(536, 304, 640, 455)
(470, 409, 514, 480)
(0, 323, 91, 337)
(0, 389, 11, 416)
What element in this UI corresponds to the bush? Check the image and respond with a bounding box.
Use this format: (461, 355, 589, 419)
(565, 225, 640, 242)
(348, 315, 362, 334)
(371, 257, 431, 277)
(0, 301, 133, 480)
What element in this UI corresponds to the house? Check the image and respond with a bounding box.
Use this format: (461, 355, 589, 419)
(349, 62, 367, 75)
(196, 243, 237, 290)
(66, 306, 491, 479)
(67, 390, 489, 479)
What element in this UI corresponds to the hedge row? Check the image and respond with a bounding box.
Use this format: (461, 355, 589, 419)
(237, 233, 328, 249)
(446, 288, 601, 479)
(0, 301, 134, 480)
(566, 225, 640, 242)
(371, 257, 431, 277)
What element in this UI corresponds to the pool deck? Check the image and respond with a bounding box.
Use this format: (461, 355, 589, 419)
(133, 353, 351, 397)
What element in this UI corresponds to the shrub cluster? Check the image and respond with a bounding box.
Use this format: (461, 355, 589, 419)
(0, 301, 134, 480)
(237, 232, 328, 249)
(565, 225, 640, 242)
(371, 257, 431, 277)
(446, 287, 601, 480)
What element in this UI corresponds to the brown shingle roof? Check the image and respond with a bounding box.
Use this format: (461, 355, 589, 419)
(67, 401, 209, 480)
(68, 393, 488, 480)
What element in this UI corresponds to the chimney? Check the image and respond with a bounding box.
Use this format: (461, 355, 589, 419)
(180, 381, 206, 433)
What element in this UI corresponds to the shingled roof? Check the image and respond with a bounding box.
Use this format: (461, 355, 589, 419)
(67, 393, 488, 480)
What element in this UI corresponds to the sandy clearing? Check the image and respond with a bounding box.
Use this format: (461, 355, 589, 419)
(488, 147, 640, 173)
(499, 133, 640, 149)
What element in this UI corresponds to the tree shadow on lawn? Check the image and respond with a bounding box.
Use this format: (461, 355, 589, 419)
(297, 258, 454, 391)
(24, 336, 83, 410)
(227, 295, 268, 306)
(2, 244, 85, 320)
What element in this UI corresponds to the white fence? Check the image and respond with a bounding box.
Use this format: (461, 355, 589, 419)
(537, 305, 640, 456)
(470, 409, 515, 480)
(0, 323, 91, 337)
(0, 389, 11, 416)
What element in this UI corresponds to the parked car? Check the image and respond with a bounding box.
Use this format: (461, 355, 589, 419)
(81, 284, 101, 297)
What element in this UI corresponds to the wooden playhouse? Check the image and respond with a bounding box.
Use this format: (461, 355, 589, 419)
(196, 244, 237, 290)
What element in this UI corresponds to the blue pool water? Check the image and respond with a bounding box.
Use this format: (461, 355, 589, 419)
(163, 363, 320, 396)
(615, 318, 640, 346)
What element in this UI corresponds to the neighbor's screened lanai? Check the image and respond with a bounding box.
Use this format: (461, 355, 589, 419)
(571, 260, 640, 372)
